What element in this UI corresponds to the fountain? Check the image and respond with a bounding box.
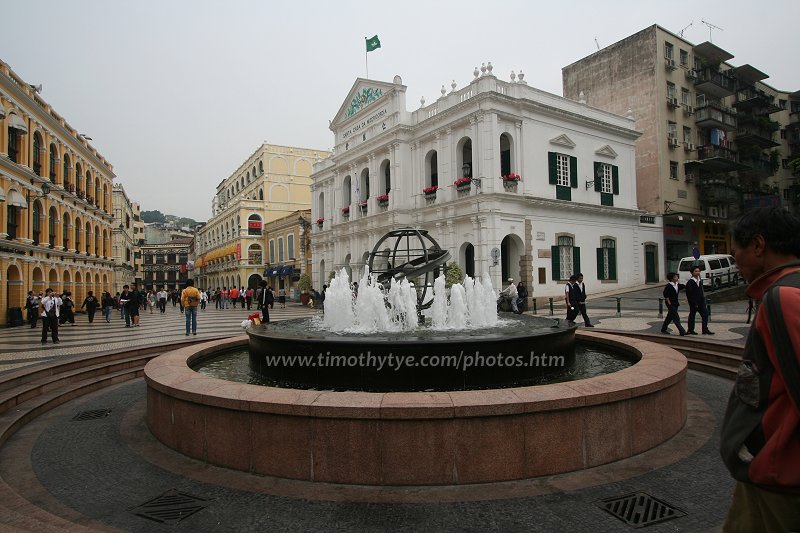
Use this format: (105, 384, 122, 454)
(144, 228, 687, 485)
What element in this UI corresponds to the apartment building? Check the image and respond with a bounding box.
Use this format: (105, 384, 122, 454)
(563, 24, 799, 273)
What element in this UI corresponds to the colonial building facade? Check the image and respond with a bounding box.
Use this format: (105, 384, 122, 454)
(311, 70, 664, 299)
(563, 25, 799, 272)
(262, 209, 312, 298)
(0, 59, 116, 324)
(112, 184, 136, 292)
(195, 143, 328, 292)
(140, 238, 192, 291)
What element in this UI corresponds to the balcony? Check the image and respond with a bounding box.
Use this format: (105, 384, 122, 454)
(733, 87, 781, 114)
(686, 145, 748, 172)
(736, 127, 780, 149)
(695, 101, 737, 131)
(739, 157, 775, 180)
(697, 177, 740, 206)
(693, 68, 736, 99)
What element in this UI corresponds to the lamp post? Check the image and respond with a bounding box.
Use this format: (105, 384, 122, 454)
(26, 182, 51, 205)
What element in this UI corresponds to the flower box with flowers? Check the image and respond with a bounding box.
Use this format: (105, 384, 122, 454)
(501, 173, 521, 192)
(341, 206, 350, 217)
(423, 185, 439, 197)
(501, 173, 521, 182)
(376, 193, 389, 205)
(454, 177, 472, 190)
(315, 218, 324, 227)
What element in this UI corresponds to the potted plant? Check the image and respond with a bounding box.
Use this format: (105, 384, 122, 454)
(316, 217, 324, 228)
(298, 272, 312, 305)
(376, 193, 389, 205)
(453, 177, 471, 190)
(341, 206, 350, 217)
(423, 185, 439, 197)
(501, 172, 521, 192)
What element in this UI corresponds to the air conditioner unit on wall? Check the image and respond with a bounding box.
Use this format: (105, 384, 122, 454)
(665, 58, 676, 70)
(683, 104, 694, 115)
(669, 137, 680, 148)
(708, 206, 719, 218)
(684, 142, 695, 151)
(685, 69, 697, 80)
(668, 97, 680, 108)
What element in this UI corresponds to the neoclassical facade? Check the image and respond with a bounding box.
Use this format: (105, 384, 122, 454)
(112, 184, 136, 292)
(195, 143, 328, 291)
(311, 70, 664, 299)
(0, 59, 116, 324)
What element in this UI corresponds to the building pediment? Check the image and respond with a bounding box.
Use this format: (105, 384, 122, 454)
(549, 134, 576, 148)
(331, 78, 401, 131)
(594, 144, 618, 158)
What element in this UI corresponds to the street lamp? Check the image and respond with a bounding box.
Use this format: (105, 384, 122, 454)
(26, 182, 51, 205)
(462, 162, 481, 191)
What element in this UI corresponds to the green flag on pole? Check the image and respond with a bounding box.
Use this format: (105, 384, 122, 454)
(366, 35, 381, 52)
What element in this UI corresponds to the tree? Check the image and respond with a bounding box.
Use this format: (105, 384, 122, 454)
(141, 210, 167, 223)
(445, 263, 464, 288)
(298, 273, 312, 294)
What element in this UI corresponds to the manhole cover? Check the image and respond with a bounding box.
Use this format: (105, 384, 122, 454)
(598, 492, 686, 528)
(71, 409, 112, 421)
(131, 489, 209, 524)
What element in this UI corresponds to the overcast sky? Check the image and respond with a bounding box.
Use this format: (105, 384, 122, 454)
(3, 0, 799, 221)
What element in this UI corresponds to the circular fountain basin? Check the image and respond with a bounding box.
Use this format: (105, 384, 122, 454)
(247, 315, 575, 391)
(144, 330, 687, 486)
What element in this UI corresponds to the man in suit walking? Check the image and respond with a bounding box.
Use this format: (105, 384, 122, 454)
(686, 265, 714, 335)
(661, 272, 687, 335)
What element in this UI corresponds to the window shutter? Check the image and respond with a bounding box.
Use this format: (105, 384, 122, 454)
(594, 162, 602, 192)
(609, 247, 617, 280)
(570, 156, 578, 188)
(596, 248, 604, 280)
(548, 152, 557, 184)
(551, 245, 560, 280)
(556, 185, 572, 201)
(573, 246, 581, 276)
(612, 165, 620, 195)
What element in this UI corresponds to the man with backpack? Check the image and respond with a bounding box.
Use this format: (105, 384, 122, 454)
(181, 279, 201, 336)
(720, 207, 800, 531)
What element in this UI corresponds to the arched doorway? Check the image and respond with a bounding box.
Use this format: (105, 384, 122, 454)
(247, 273, 262, 290)
(500, 234, 524, 282)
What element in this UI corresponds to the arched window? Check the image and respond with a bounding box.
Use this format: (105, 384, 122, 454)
(7, 114, 24, 164)
(287, 234, 295, 259)
(32, 132, 43, 175)
(426, 150, 438, 188)
(500, 133, 512, 177)
(74, 217, 81, 251)
(380, 159, 391, 194)
(95, 225, 101, 256)
(552, 235, 577, 281)
(457, 138, 472, 178)
(48, 207, 57, 247)
(342, 176, 352, 206)
(63, 154, 71, 189)
(75, 163, 83, 195)
(318, 192, 325, 221)
(248, 244, 263, 265)
(32, 201, 42, 245)
(85, 221, 92, 254)
(6, 205, 20, 239)
(62, 213, 70, 249)
(598, 238, 617, 281)
(259, 188, 264, 201)
(248, 214, 262, 236)
(278, 236, 284, 261)
(85, 172, 92, 202)
(49, 143, 57, 181)
(258, 161, 264, 175)
(360, 168, 370, 201)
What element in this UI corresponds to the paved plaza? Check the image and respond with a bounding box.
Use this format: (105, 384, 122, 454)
(0, 288, 749, 531)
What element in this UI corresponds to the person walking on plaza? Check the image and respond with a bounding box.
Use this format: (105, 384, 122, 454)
(181, 279, 201, 336)
(660, 273, 686, 335)
(60, 291, 76, 326)
(575, 274, 594, 327)
(101, 291, 115, 323)
(720, 207, 800, 532)
(230, 286, 240, 309)
(686, 266, 714, 335)
(497, 278, 519, 313)
(39, 288, 61, 344)
(26, 290, 40, 329)
(259, 280, 274, 323)
(278, 287, 286, 309)
(80, 291, 99, 323)
(157, 287, 168, 314)
(222, 287, 230, 309)
(245, 287, 253, 310)
(119, 285, 132, 327)
(146, 290, 156, 314)
(200, 289, 208, 310)
(564, 275, 579, 325)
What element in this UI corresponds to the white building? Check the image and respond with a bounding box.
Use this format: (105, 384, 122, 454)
(311, 67, 664, 299)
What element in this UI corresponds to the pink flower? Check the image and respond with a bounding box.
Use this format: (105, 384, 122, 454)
(501, 173, 521, 181)
(315, 218, 324, 224)
(341, 206, 350, 214)
(376, 193, 389, 202)
(423, 185, 439, 194)
(453, 177, 471, 187)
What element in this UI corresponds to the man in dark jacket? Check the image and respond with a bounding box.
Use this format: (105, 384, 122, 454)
(660, 272, 686, 335)
(686, 266, 713, 334)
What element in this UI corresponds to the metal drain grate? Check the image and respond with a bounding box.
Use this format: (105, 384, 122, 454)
(71, 408, 112, 421)
(131, 489, 209, 524)
(598, 492, 686, 528)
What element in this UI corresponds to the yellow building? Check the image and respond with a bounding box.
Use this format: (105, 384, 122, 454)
(195, 143, 327, 292)
(0, 59, 116, 325)
(262, 209, 312, 299)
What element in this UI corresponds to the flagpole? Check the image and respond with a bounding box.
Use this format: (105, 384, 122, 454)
(365, 37, 368, 78)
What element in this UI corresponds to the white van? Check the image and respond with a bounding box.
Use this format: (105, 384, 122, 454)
(677, 254, 739, 288)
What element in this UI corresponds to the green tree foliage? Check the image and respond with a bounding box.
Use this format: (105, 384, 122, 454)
(445, 262, 464, 288)
(298, 273, 312, 293)
(140, 210, 166, 223)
